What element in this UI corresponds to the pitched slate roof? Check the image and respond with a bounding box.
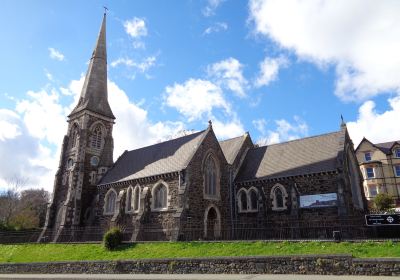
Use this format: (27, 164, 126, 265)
(100, 130, 207, 185)
(236, 131, 344, 182)
(375, 140, 400, 154)
(219, 134, 247, 165)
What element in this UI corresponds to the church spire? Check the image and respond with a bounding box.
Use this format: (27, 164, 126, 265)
(69, 13, 115, 119)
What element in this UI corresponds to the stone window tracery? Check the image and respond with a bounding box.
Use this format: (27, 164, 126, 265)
(203, 153, 220, 199)
(152, 182, 168, 210)
(104, 188, 117, 215)
(126, 186, 133, 212)
(270, 184, 288, 211)
(133, 185, 140, 212)
(91, 125, 103, 149)
(249, 188, 258, 211)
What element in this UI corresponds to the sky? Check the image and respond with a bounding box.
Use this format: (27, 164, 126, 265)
(1, 0, 400, 192)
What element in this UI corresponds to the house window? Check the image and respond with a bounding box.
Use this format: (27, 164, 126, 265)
(238, 190, 247, 212)
(204, 155, 218, 198)
(366, 167, 375, 179)
(270, 184, 288, 211)
(104, 189, 117, 215)
(364, 152, 372, 162)
(369, 185, 377, 197)
(395, 165, 400, 177)
(133, 185, 140, 212)
(91, 125, 103, 149)
(395, 149, 400, 158)
(153, 183, 168, 210)
(248, 189, 258, 211)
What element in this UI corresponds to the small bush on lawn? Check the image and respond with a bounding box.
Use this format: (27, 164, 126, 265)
(374, 193, 393, 211)
(103, 227, 123, 250)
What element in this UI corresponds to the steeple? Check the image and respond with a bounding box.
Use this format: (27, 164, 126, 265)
(69, 13, 115, 119)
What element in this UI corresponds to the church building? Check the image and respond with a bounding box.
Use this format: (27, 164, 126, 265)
(40, 14, 367, 242)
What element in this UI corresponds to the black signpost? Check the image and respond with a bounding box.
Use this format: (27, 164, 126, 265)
(365, 214, 400, 226)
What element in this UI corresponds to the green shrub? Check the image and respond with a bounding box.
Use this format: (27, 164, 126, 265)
(374, 193, 393, 211)
(103, 227, 123, 250)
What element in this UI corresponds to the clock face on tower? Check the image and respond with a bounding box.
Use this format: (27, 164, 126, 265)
(90, 156, 99, 167)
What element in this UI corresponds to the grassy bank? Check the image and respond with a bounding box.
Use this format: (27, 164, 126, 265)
(0, 241, 399, 263)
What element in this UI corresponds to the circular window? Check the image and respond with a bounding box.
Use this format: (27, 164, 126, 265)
(90, 156, 100, 166)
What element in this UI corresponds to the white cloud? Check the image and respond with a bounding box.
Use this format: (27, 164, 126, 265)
(212, 118, 245, 140)
(256, 116, 308, 145)
(207, 57, 248, 98)
(0, 109, 22, 141)
(254, 56, 288, 87)
(0, 77, 184, 192)
(249, 0, 400, 101)
(164, 78, 231, 122)
(111, 56, 156, 73)
(252, 118, 267, 135)
(203, 22, 228, 35)
(48, 47, 65, 61)
(124, 17, 147, 38)
(203, 0, 225, 17)
(347, 96, 400, 147)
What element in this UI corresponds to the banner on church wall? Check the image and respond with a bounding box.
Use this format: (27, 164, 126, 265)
(300, 193, 338, 208)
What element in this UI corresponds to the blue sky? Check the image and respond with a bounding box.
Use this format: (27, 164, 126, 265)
(1, 0, 400, 191)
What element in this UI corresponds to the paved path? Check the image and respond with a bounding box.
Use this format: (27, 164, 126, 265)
(0, 275, 399, 280)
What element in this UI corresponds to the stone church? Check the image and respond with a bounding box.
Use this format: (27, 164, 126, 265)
(40, 14, 367, 242)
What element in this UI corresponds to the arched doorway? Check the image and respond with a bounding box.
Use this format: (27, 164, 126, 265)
(204, 205, 221, 240)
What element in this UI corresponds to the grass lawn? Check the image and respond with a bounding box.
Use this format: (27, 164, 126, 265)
(0, 241, 399, 263)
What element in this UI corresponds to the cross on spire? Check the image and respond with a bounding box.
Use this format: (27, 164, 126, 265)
(103, 6, 108, 14)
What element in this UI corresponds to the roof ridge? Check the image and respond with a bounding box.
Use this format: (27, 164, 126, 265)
(219, 134, 246, 143)
(256, 130, 341, 149)
(125, 130, 205, 154)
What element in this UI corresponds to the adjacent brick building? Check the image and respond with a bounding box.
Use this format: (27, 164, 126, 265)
(40, 14, 367, 242)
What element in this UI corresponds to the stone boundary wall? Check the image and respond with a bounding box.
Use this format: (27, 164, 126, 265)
(0, 255, 399, 276)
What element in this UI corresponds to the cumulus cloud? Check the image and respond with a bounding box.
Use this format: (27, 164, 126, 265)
(212, 118, 245, 140)
(255, 116, 308, 145)
(254, 56, 288, 87)
(249, 0, 400, 101)
(203, 0, 225, 17)
(124, 17, 147, 38)
(0, 76, 185, 192)
(207, 58, 248, 98)
(110, 56, 156, 75)
(48, 47, 65, 61)
(0, 109, 22, 141)
(164, 78, 231, 122)
(347, 96, 400, 147)
(203, 22, 228, 35)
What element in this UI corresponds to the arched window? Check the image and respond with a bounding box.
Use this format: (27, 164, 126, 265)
(104, 189, 117, 214)
(91, 125, 103, 149)
(67, 158, 73, 170)
(153, 183, 168, 210)
(126, 186, 133, 212)
(238, 190, 247, 212)
(275, 188, 283, 208)
(133, 185, 140, 212)
(270, 184, 288, 211)
(204, 154, 219, 197)
(249, 189, 258, 211)
(70, 124, 79, 148)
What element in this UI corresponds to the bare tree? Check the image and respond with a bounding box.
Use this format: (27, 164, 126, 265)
(0, 176, 26, 226)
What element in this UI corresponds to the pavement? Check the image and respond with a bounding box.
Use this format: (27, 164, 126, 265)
(0, 275, 399, 280)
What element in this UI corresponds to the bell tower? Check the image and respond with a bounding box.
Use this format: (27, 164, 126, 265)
(40, 13, 115, 241)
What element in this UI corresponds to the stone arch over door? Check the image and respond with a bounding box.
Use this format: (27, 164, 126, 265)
(204, 204, 221, 240)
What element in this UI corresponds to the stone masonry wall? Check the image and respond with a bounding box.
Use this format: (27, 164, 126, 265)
(1, 255, 400, 276)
